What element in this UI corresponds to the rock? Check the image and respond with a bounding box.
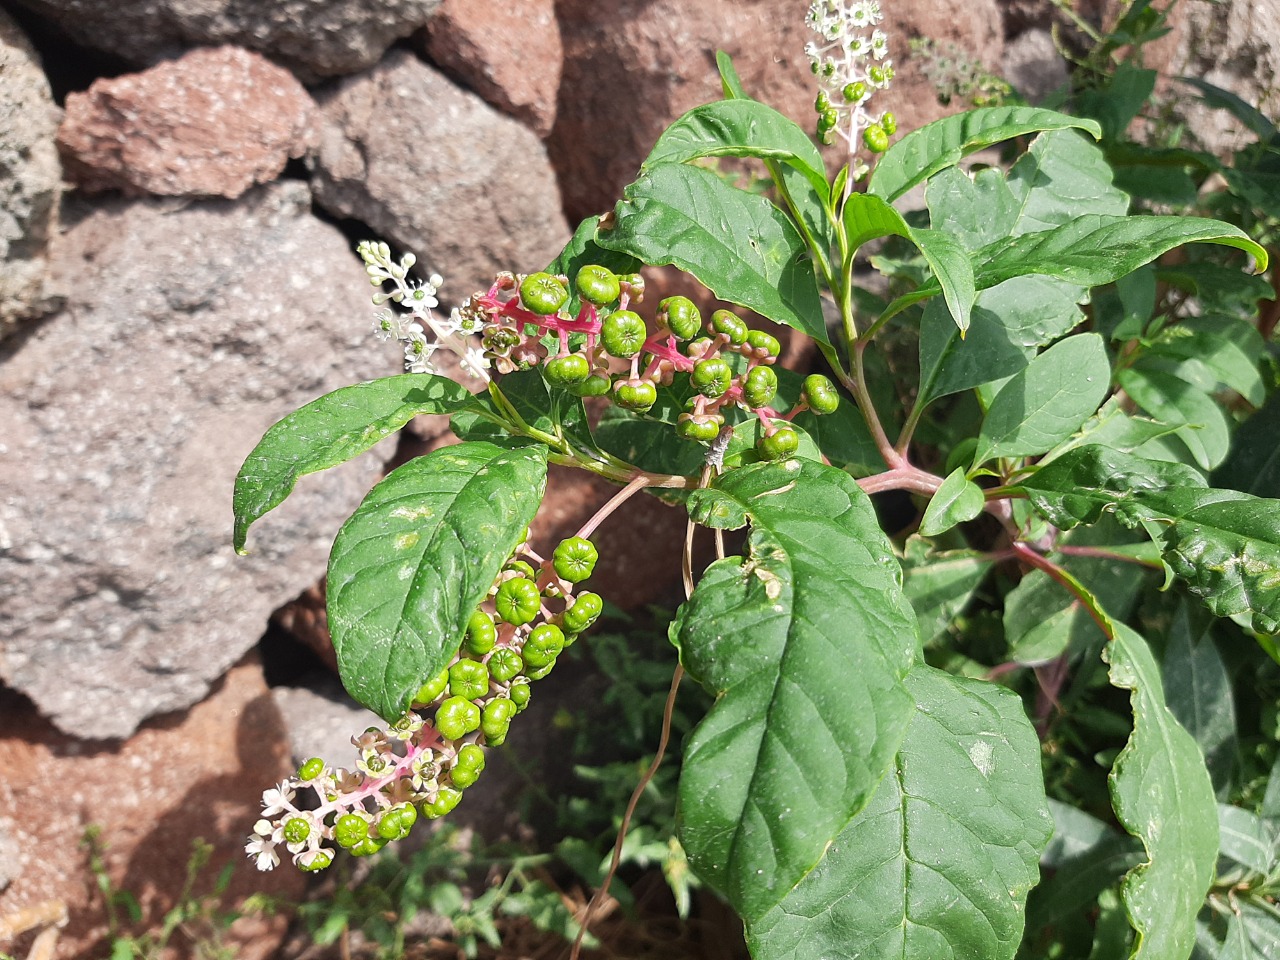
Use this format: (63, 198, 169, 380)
(0, 7, 62, 341)
(3, 0, 442, 81)
(310, 50, 571, 304)
(421, 0, 562, 137)
(272, 678, 381, 768)
(549, 0, 1004, 224)
(1003, 28, 1069, 104)
(0, 656, 305, 960)
(0, 181, 397, 739)
(57, 46, 318, 199)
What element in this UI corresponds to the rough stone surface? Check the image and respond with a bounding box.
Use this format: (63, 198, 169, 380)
(310, 50, 571, 303)
(0, 656, 304, 960)
(549, 0, 1004, 223)
(0, 7, 62, 341)
(4, 0, 442, 80)
(422, 0, 562, 137)
(0, 182, 396, 739)
(272, 678, 381, 768)
(58, 46, 318, 199)
(1002, 28, 1070, 103)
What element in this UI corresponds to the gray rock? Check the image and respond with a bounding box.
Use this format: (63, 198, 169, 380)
(0, 182, 398, 739)
(272, 679, 381, 768)
(4, 0, 441, 81)
(309, 50, 570, 304)
(1003, 28, 1069, 104)
(0, 8, 63, 341)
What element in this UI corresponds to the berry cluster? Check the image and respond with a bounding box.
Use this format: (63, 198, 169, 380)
(245, 534, 604, 872)
(460, 266, 840, 461)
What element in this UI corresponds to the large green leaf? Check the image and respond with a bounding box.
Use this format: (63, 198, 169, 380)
(1162, 602, 1237, 794)
(900, 539, 992, 647)
(973, 333, 1111, 466)
(674, 459, 917, 920)
(747, 665, 1052, 960)
(327, 440, 548, 720)
(233, 374, 476, 553)
(643, 99, 829, 205)
(1104, 622, 1218, 960)
(597, 163, 827, 343)
(1213, 391, 1280, 498)
(868, 106, 1102, 203)
(1118, 366, 1231, 470)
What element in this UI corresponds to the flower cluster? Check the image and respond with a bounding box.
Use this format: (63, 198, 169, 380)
(804, 0, 897, 167)
(461, 265, 841, 461)
(357, 240, 489, 381)
(246, 534, 604, 872)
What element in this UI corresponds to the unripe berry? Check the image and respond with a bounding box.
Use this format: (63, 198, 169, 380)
(613, 378, 658, 412)
(677, 413, 722, 442)
(757, 425, 800, 461)
(802, 374, 840, 415)
(465, 610, 497, 656)
(300, 850, 334, 872)
(494, 577, 541, 625)
(575, 264, 621, 306)
(620, 273, 645, 302)
(509, 679, 532, 711)
(421, 787, 462, 820)
(843, 81, 867, 102)
(334, 813, 369, 848)
(481, 698, 517, 744)
(863, 124, 889, 153)
(436, 696, 482, 741)
(377, 803, 417, 840)
(350, 836, 387, 858)
(505, 559, 537, 579)
(526, 662, 556, 681)
(522, 623, 565, 668)
(414, 667, 450, 706)
(298, 757, 326, 781)
(544, 353, 591, 387)
(562, 592, 603, 633)
(553, 537, 598, 583)
(746, 330, 781, 360)
(449, 659, 490, 700)
(282, 817, 310, 844)
(601, 310, 648, 358)
(658, 296, 702, 340)
(519, 272, 568, 315)
(743, 366, 778, 408)
(488, 648, 524, 683)
(455, 743, 486, 772)
(710, 309, 748, 345)
(570, 374, 612, 397)
(692, 357, 734, 398)
(881, 111, 897, 135)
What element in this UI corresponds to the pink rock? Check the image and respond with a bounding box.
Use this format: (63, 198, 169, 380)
(423, 0, 562, 138)
(57, 46, 317, 198)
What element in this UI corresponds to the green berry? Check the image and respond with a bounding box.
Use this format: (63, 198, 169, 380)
(601, 310, 648, 358)
(815, 90, 830, 111)
(435, 696, 482, 741)
(377, 803, 417, 840)
(710, 309, 748, 345)
(757, 425, 800, 461)
(692, 357, 734, 398)
(465, 610, 497, 656)
(334, 813, 369, 848)
(488, 648, 524, 683)
(421, 787, 462, 820)
(522, 623, 565, 669)
(297, 757, 326, 781)
(509, 679, 532, 711)
(743, 366, 778, 408)
(282, 817, 310, 844)
(526, 662, 556, 681)
(552, 537, 598, 583)
(414, 667, 450, 706)
(575, 265, 620, 306)
(455, 743, 486, 772)
(620, 273, 645, 301)
(300, 850, 334, 871)
(677, 413, 721, 442)
(519, 272, 568, 315)
(544, 353, 591, 387)
(570, 374, 612, 397)
(881, 111, 897, 135)
(745, 329, 781, 359)
(482, 698, 517, 743)
(802, 374, 840, 415)
(613, 378, 658, 412)
(449, 659, 490, 700)
(843, 81, 867, 102)
(350, 836, 387, 858)
(563, 591, 603, 633)
(658, 296, 702, 340)
(863, 124, 889, 153)
(494, 577, 541, 625)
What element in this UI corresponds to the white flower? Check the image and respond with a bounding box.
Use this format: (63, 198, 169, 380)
(245, 834, 280, 871)
(402, 281, 440, 312)
(460, 345, 490, 379)
(260, 781, 296, 817)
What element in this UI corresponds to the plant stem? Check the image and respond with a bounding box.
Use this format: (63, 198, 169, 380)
(575, 474, 650, 540)
(856, 463, 944, 496)
(851, 340, 906, 468)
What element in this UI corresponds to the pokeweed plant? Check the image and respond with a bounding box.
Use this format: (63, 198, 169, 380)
(232, 1, 1278, 956)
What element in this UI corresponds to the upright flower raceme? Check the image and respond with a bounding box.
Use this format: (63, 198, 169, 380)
(357, 240, 490, 381)
(804, 0, 897, 178)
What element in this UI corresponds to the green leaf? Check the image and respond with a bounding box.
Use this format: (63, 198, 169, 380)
(1214, 391, 1280, 497)
(674, 460, 917, 920)
(716, 49, 748, 100)
(747, 666, 1052, 960)
(1118, 366, 1231, 470)
(327, 440, 548, 720)
(1104, 623, 1218, 960)
(973, 333, 1111, 466)
(591, 407, 706, 477)
(1042, 396, 1182, 464)
(868, 106, 1102, 203)
(1216, 805, 1278, 876)
(900, 540, 992, 647)
(643, 99, 829, 205)
(597, 164, 827, 344)
(1162, 602, 1237, 794)
(232, 374, 477, 553)
(919, 467, 985, 536)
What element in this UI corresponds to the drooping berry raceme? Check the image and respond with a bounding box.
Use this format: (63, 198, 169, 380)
(804, 0, 896, 173)
(246, 534, 606, 872)
(357, 240, 490, 380)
